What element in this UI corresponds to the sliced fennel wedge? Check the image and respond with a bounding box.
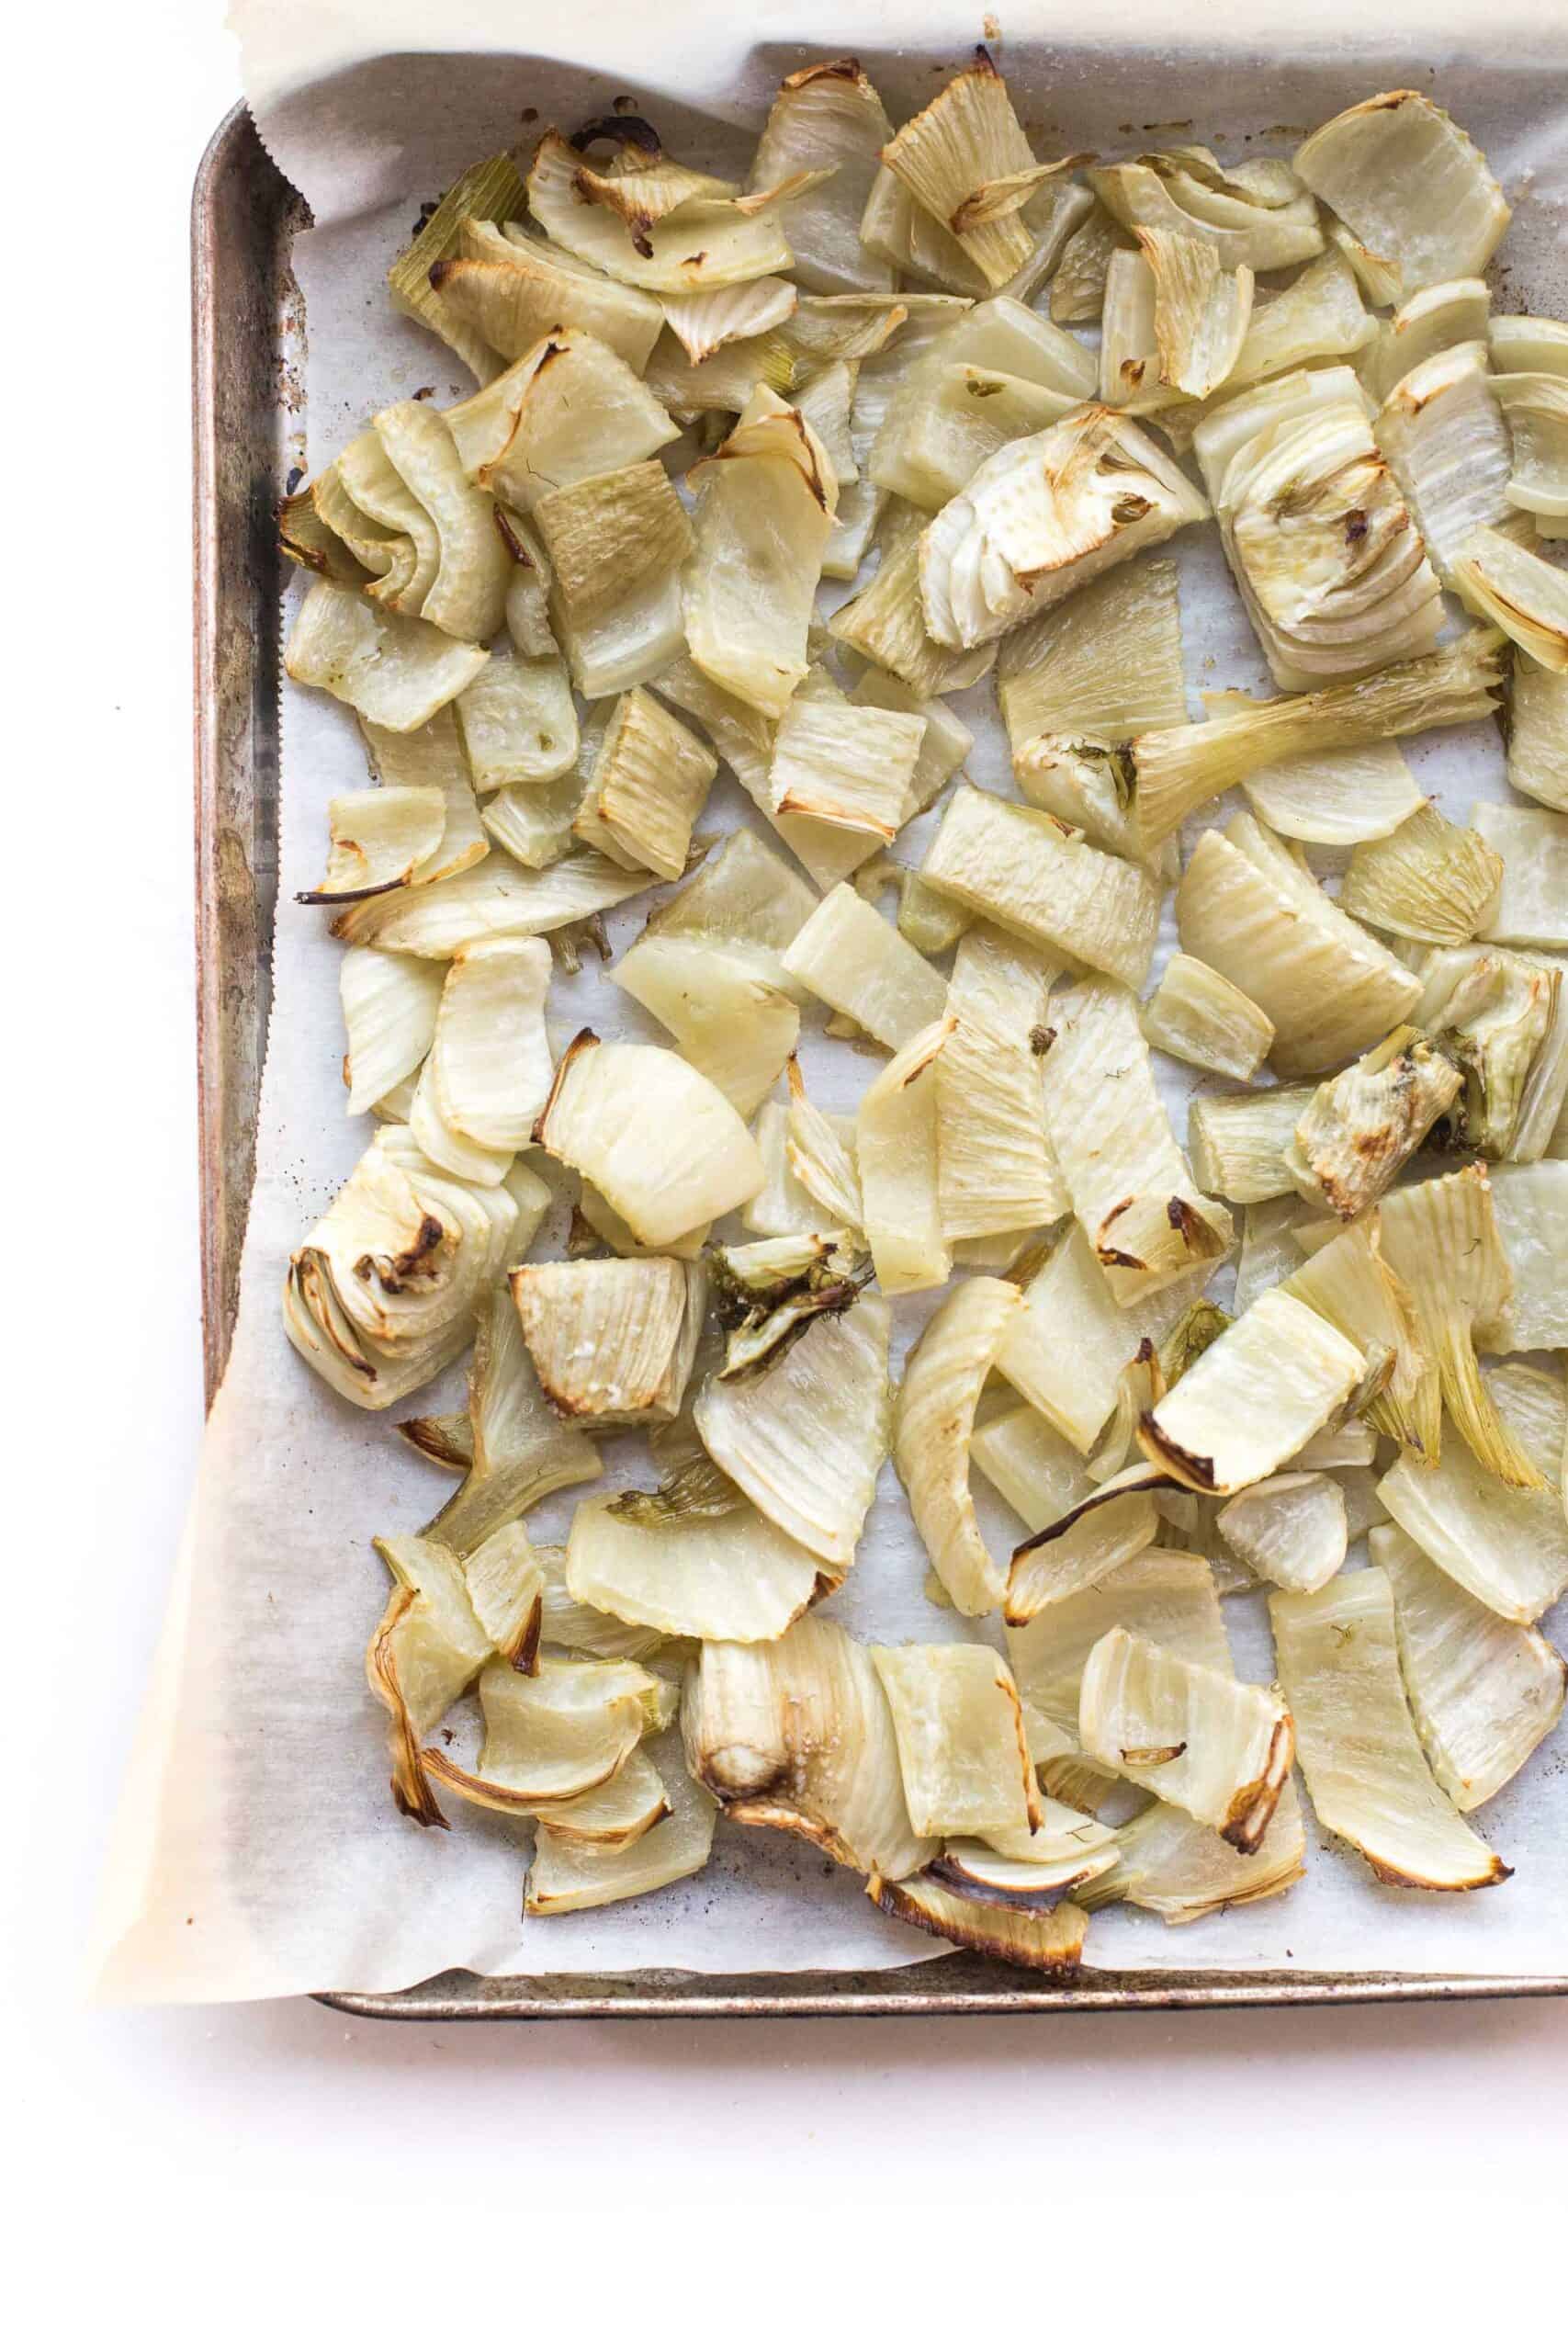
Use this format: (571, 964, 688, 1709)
(1377, 1365, 1568, 1625)
(1141, 954, 1273, 1083)
(682, 1614, 936, 1881)
(1293, 90, 1509, 301)
(508, 1257, 703, 1425)
(534, 1032, 765, 1247)
(423, 1277, 602, 1554)
(567, 1494, 823, 1643)
(1137, 1287, 1366, 1495)
(922, 784, 1162, 989)
(526, 1743, 717, 1914)
(366, 1534, 491, 1826)
(1043, 975, 1234, 1304)
(1270, 1567, 1510, 1890)
(781, 882, 947, 1049)
(1078, 1629, 1294, 1853)
(694, 1294, 891, 1568)
(1372, 1523, 1566, 1813)
(856, 1019, 953, 1294)
(896, 1276, 1022, 1614)
(871, 1643, 1039, 1840)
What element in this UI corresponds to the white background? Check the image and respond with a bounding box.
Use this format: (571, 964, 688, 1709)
(5, 1, 1564, 2329)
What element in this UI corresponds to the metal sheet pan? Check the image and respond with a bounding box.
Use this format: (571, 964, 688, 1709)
(192, 101, 1566, 2022)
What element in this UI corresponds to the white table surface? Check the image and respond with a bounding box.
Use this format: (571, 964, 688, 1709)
(9, 0, 1564, 2314)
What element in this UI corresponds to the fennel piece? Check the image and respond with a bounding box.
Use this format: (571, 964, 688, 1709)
(283, 1127, 518, 1410)
(781, 881, 947, 1049)
(532, 460, 693, 700)
(639, 824, 818, 994)
(459, 1522, 545, 1673)
(567, 1493, 823, 1644)
(707, 1231, 872, 1377)
(682, 1614, 936, 1881)
(1373, 1523, 1566, 1813)
(1471, 802, 1568, 949)
(1081, 1781, 1306, 1925)
(1042, 975, 1234, 1304)
(456, 640, 579, 791)
(919, 404, 1208, 651)
(474, 330, 679, 512)
(1089, 148, 1324, 276)
(1339, 802, 1504, 946)
(533, 1032, 765, 1246)
(1215, 1474, 1348, 1594)
(614, 936, 799, 1119)
(433, 225, 665, 370)
(1188, 1087, 1318, 1204)
(684, 385, 837, 719)
(422, 1657, 664, 1816)
(1137, 1286, 1366, 1495)
(1280, 1212, 1428, 1461)
(1376, 1165, 1540, 1489)
(1478, 1162, 1568, 1351)
(849, 666, 973, 818)
(1128, 625, 1505, 847)
(1269, 1567, 1510, 1890)
(299, 787, 446, 906)
(577, 688, 717, 880)
(1377, 1364, 1568, 1624)
(999, 558, 1188, 859)
(1367, 277, 1491, 402)
(426, 937, 553, 1154)
(526, 1746, 716, 1914)
(1005, 1476, 1165, 1626)
(879, 45, 1079, 291)
(922, 783, 1161, 989)
(1078, 1629, 1294, 1854)
(970, 1401, 1095, 1533)
(1135, 225, 1254, 400)
(525, 127, 797, 295)
(1288, 1028, 1461, 1219)
(1376, 342, 1512, 586)
(328, 844, 646, 957)
(871, 1644, 1040, 1839)
(1241, 741, 1424, 846)
(1293, 90, 1510, 301)
(894, 1275, 1022, 1615)
(1194, 367, 1443, 690)
(1506, 655, 1568, 813)
(829, 506, 998, 695)
(508, 1257, 704, 1425)
(423, 1276, 602, 1554)
(767, 695, 926, 840)
(366, 1534, 493, 1826)
(868, 1874, 1089, 1973)
(1454, 527, 1568, 674)
(749, 59, 894, 294)
(1141, 956, 1274, 1083)
(359, 707, 490, 884)
(284, 577, 489, 733)
(339, 949, 444, 1118)
(694, 1293, 892, 1568)
(938, 925, 1066, 1240)
(386, 152, 529, 379)
(995, 1219, 1212, 1456)
(1008, 1548, 1228, 1761)
(856, 1019, 953, 1293)
(1175, 817, 1421, 1077)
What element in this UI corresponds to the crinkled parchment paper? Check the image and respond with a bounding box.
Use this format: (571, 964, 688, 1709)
(93, 2, 1568, 2001)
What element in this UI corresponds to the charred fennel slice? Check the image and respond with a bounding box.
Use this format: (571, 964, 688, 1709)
(272, 56, 1563, 1962)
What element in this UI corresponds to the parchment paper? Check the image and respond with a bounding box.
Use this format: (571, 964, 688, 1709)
(94, 3, 1568, 2001)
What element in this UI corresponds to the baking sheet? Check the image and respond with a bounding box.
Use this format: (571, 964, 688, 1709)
(94, 3, 1568, 2002)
